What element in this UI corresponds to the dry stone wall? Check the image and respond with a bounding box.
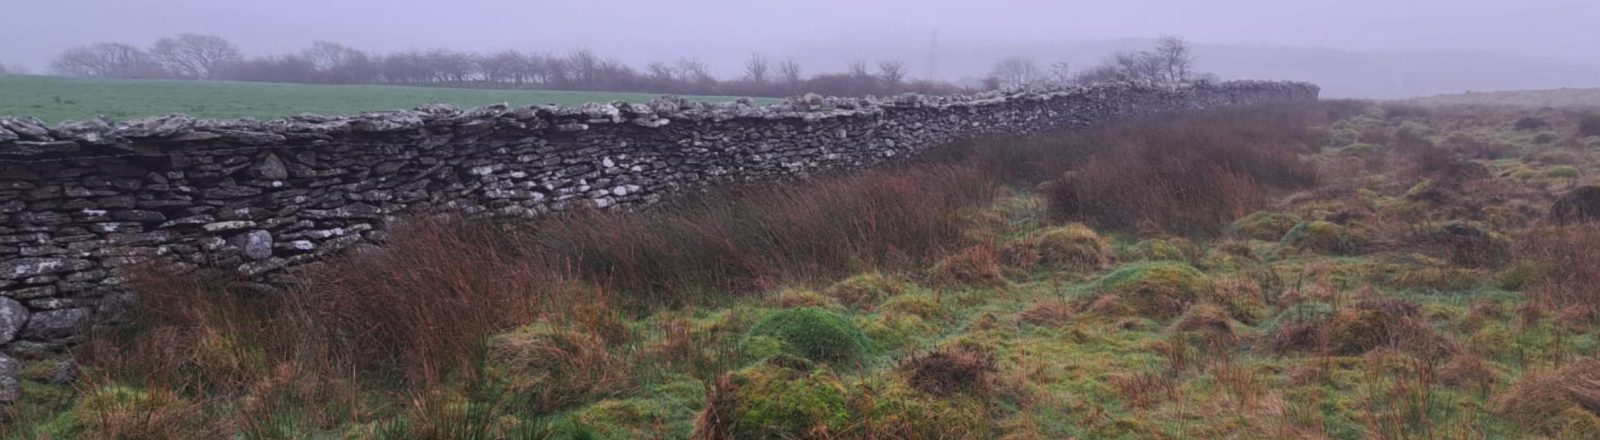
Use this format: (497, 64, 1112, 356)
(0, 80, 1317, 366)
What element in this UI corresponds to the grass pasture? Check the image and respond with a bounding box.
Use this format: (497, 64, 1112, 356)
(0, 75, 763, 123)
(9, 100, 1600, 438)
(1407, 88, 1600, 109)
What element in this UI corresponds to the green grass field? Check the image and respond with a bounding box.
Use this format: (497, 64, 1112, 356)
(1407, 88, 1600, 108)
(0, 75, 762, 123)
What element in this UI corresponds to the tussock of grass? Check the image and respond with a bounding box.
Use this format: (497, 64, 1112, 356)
(742, 308, 873, 365)
(1090, 262, 1213, 320)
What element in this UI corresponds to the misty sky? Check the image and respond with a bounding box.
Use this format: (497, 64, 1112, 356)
(3, 0, 1597, 85)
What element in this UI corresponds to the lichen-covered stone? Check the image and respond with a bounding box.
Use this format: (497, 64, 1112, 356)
(0, 297, 27, 344)
(19, 308, 89, 341)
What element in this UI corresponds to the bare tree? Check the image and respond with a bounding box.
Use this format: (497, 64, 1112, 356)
(150, 34, 241, 79)
(646, 62, 676, 80)
(297, 41, 381, 83)
(1071, 64, 1122, 85)
(1152, 36, 1195, 84)
(846, 60, 871, 78)
(566, 49, 604, 86)
(777, 58, 803, 84)
(987, 56, 1042, 89)
(743, 53, 771, 84)
(1074, 37, 1198, 85)
(1048, 62, 1072, 85)
(427, 49, 476, 83)
(480, 50, 527, 85)
(877, 60, 908, 89)
(51, 43, 164, 78)
(675, 58, 714, 84)
(1111, 51, 1164, 83)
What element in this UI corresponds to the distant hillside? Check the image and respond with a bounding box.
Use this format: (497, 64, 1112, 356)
(1405, 88, 1600, 108)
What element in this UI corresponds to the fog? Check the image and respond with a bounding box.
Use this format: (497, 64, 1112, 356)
(3, 0, 1597, 98)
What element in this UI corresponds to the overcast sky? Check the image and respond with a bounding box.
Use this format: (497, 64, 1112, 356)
(3, 0, 1597, 87)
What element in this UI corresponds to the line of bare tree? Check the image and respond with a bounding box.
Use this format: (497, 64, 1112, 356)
(46, 34, 965, 97)
(45, 34, 1211, 97)
(983, 37, 1212, 89)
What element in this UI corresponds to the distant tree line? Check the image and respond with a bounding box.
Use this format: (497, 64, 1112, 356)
(46, 34, 1211, 97)
(47, 35, 965, 97)
(983, 37, 1212, 89)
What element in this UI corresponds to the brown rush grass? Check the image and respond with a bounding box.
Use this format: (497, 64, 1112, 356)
(1025, 103, 1341, 236)
(1518, 224, 1600, 316)
(520, 165, 999, 301)
(291, 164, 998, 387)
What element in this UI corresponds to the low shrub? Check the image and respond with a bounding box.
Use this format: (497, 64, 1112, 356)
(743, 308, 871, 364)
(1090, 262, 1213, 320)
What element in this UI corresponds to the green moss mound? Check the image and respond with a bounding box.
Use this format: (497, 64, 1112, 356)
(696, 358, 851, 439)
(1232, 212, 1304, 242)
(1281, 221, 1363, 254)
(743, 308, 871, 364)
(1092, 262, 1213, 319)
